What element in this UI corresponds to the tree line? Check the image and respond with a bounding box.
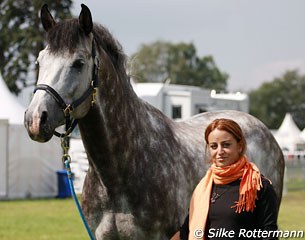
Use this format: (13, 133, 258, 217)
(0, 0, 72, 94)
(249, 70, 305, 130)
(1, 1, 304, 130)
(129, 41, 228, 92)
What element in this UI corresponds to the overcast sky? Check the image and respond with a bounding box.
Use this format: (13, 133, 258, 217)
(72, 0, 305, 92)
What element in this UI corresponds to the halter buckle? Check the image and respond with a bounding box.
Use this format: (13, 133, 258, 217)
(63, 104, 73, 116)
(91, 88, 97, 106)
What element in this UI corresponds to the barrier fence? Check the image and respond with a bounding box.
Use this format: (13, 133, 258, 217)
(284, 152, 305, 192)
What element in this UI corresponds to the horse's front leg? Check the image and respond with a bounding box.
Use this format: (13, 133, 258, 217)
(81, 167, 109, 236)
(82, 168, 140, 239)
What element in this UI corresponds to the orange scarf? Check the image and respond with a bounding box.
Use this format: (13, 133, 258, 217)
(188, 156, 262, 240)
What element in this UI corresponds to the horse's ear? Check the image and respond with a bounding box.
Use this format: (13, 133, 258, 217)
(79, 4, 93, 35)
(40, 4, 56, 32)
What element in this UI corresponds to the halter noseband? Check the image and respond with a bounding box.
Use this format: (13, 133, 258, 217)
(33, 40, 99, 138)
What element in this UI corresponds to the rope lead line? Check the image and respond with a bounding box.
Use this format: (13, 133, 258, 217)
(64, 160, 95, 240)
(61, 137, 95, 240)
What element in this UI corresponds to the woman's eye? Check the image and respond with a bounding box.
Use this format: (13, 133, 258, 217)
(222, 143, 230, 148)
(210, 144, 217, 150)
(72, 59, 84, 69)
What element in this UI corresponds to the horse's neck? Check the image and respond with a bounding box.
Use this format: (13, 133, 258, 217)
(78, 55, 174, 193)
(97, 59, 153, 141)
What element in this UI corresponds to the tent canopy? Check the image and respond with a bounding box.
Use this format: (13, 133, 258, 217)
(274, 113, 304, 151)
(0, 74, 25, 124)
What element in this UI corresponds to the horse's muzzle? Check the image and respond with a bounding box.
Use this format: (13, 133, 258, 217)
(24, 109, 54, 142)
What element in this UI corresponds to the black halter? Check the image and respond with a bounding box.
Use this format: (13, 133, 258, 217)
(33, 40, 99, 138)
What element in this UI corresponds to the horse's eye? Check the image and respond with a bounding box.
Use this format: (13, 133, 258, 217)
(35, 60, 39, 66)
(72, 59, 85, 69)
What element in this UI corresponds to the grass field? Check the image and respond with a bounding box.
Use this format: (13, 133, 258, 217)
(0, 191, 304, 239)
(0, 198, 87, 240)
(278, 191, 305, 238)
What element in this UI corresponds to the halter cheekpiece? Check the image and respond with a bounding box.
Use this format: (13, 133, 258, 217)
(33, 40, 99, 138)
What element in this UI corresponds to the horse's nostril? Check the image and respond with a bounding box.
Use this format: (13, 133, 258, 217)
(41, 111, 48, 125)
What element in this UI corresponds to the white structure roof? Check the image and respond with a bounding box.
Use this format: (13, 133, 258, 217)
(274, 113, 304, 151)
(131, 82, 249, 120)
(132, 82, 164, 97)
(210, 89, 248, 101)
(132, 82, 205, 97)
(0, 74, 25, 124)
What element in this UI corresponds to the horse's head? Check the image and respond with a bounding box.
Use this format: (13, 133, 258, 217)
(24, 4, 98, 142)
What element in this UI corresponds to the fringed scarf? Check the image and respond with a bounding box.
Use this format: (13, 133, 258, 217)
(188, 156, 262, 240)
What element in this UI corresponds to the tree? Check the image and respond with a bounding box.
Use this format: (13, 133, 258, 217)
(249, 70, 305, 129)
(0, 0, 73, 94)
(130, 41, 228, 91)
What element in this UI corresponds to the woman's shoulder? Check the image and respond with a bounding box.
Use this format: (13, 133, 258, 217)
(261, 175, 273, 186)
(258, 175, 277, 198)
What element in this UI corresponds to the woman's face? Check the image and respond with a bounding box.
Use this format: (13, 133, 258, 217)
(207, 128, 242, 167)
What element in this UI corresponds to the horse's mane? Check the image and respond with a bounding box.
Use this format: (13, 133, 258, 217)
(46, 19, 127, 70)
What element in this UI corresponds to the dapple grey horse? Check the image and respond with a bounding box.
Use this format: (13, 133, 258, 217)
(24, 4, 284, 239)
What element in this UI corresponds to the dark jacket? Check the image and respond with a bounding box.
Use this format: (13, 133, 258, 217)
(180, 177, 279, 240)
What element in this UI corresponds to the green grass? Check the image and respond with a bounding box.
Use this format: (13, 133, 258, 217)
(278, 191, 305, 239)
(0, 191, 304, 239)
(286, 179, 305, 191)
(0, 198, 87, 240)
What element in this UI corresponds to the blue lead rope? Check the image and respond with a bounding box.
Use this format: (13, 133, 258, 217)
(64, 159, 95, 240)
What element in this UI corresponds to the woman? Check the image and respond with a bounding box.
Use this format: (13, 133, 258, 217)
(171, 118, 278, 240)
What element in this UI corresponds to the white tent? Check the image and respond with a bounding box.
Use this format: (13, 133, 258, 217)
(0, 74, 62, 199)
(273, 113, 304, 151)
(0, 74, 25, 124)
(300, 128, 305, 142)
